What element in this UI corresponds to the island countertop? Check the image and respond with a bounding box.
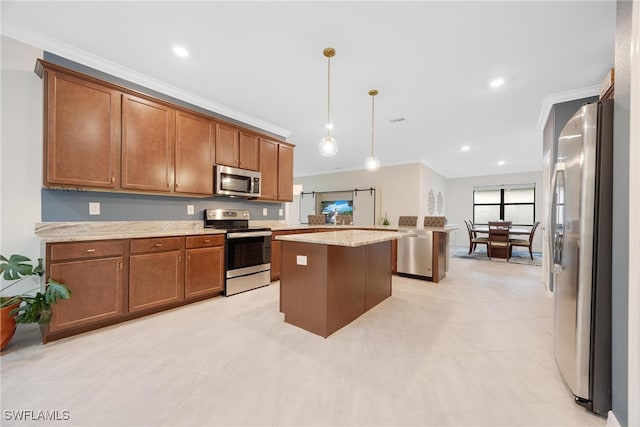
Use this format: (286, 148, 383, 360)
(275, 229, 403, 247)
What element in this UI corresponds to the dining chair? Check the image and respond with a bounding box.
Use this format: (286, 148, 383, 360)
(334, 214, 352, 225)
(464, 220, 489, 254)
(509, 221, 540, 259)
(398, 216, 418, 227)
(488, 222, 512, 261)
(307, 214, 326, 225)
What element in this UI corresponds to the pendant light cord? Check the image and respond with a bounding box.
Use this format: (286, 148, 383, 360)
(327, 55, 331, 137)
(370, 93, 375, 156)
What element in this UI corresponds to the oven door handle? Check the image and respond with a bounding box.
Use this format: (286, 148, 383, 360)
(226, 231, 273, 239)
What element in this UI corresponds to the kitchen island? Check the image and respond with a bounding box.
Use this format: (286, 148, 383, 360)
(276, 229, 402, 338)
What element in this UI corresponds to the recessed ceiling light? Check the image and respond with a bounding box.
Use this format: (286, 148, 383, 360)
(498, 160, 505, 166)
(461, 145, 470, 152)
(490, 78, 505, 88)
(173, 46, 189, 58)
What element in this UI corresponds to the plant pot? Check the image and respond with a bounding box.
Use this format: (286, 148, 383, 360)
(1, 302, 19, 351)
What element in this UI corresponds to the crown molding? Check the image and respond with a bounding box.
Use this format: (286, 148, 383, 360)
(1, 22, 291, 139)
(536, 84, 600, 131)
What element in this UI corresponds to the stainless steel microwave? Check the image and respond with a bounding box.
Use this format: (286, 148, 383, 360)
(214, 165, 261, 198)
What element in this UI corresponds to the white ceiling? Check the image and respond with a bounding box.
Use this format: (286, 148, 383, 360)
(1, 1, 616, 178)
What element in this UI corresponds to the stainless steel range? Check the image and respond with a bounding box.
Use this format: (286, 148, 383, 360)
(204, 209, 272, 296)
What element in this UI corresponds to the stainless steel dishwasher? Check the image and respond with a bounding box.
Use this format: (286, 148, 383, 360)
(397, 229, 433, 279)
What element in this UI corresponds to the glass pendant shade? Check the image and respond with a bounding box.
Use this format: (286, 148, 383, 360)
(365, 155, 380, 171)
(319, 135, 338, 157)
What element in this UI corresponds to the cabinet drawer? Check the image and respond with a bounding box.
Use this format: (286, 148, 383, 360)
(49, 240, 125, 261)
(130, 237, 183, 254)
(186, 235, 225, 249)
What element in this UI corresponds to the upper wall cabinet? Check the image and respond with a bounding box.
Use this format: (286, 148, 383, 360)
(277, 144, 294, 202)
(239, 132, 260, 171)
(36, 60, 293, 198)
(214, 122, 239, 168)
(258, 138, 293, 202)
(44, 70, 121, 189)
(258, 138, 278, 200)
(215, 123, 260, 171)
(121, 94, 175, 192)
(175, 111, 214, 196)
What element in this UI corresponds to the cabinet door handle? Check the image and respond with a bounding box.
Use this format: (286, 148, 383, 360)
(86, 248, 96, 253)
(204, 239, 211, 243)
(176, 183, 180, 188)
(111, 177, 115, 183)
(154, 243, 163, 247)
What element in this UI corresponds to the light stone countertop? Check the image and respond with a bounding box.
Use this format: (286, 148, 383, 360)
(270, 224, 458, 232)
(35, 221, 226, 243)
(275, 229, 404, 247)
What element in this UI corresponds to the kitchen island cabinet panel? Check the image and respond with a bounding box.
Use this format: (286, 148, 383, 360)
(48, 256, 125, 333)
(121, 94, 175, 192)
(44, 70, 120, 189)
(365, 240, 392, 311)
(175, 111, 214, 195)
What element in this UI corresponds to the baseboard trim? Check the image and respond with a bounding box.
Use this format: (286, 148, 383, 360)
(607, 410, 621, 427)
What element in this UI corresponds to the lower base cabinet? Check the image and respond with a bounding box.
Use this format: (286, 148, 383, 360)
(44, 234, 224, 343)
(49, 256, 125, 333)
(185, 235, 225, 299)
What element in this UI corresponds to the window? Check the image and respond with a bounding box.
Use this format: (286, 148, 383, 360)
(473, 184, 535, 225)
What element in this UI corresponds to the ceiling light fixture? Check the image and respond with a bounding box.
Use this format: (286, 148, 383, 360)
(173, 46, 189, 58)
(365, 89, 381, 171)
(490, 78, 504, 88)
(461, 145, 471, 152)
(498, 160, 505, 166)
(319, 47, 338, 157)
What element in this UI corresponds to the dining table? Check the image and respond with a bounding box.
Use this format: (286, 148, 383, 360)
(471, 226, 531, 236)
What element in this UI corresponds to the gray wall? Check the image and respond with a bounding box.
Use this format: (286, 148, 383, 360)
(612, 0, 632, 425)
(41, 189, 284, 222)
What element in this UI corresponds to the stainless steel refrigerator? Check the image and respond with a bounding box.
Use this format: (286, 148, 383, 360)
(550, 100, 612, 416)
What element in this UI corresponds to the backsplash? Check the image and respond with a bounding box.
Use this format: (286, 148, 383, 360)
(41, 189, 285, 222)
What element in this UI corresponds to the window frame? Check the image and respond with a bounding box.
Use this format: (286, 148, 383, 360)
(473, 184, 536, 226)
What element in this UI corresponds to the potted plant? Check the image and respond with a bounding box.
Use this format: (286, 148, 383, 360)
(1, 254, 71, 350)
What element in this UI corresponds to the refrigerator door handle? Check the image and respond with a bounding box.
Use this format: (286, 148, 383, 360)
(550, 167, 565, 273)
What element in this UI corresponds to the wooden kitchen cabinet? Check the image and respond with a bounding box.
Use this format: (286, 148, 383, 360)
(239, 132, 260, 171)
(46, 240, 125, 336)
(175, 110, 214, 195)
(185, 235, 225, 299)
(258, 139, 295, 202)
(277, 144, 294, 201)
(121, 94, 175, 192)
(258, 138, 278, 200)
(129, 237, 184, 312)
(43, 69, 121, 189)
(215, 122, 240, 168)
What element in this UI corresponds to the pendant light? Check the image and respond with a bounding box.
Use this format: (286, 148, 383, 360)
(365, 89, 381, 171)
(319, 47, 338, 157)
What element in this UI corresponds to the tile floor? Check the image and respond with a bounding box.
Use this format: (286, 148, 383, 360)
(1, 257, 607, 426)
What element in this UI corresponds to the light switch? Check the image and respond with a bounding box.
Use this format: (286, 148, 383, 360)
(262, 208, 268, 216)
(89, 202, 100, 215)
(187, 205, 195, 215)
(278, 208, 283, 216)
(296, 255, 308, 266)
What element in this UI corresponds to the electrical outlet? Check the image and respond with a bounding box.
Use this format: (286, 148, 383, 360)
(278, 208, 283, 216)
(262, 208, 268, 216)
(89, 202, 100, 215)
(187, 205, 195, 215)
(296, 255, 307, 266)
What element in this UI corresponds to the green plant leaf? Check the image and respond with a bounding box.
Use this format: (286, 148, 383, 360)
(0, 254, 35, 280)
